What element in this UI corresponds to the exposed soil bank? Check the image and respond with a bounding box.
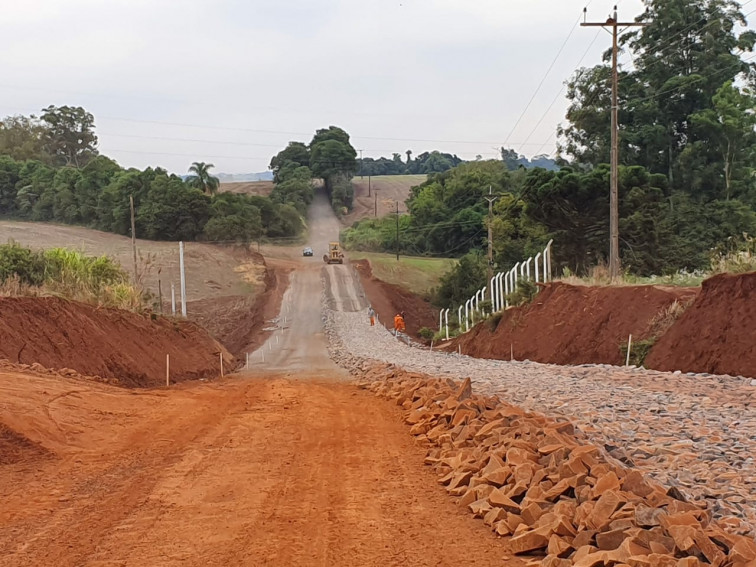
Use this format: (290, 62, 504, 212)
(451, 282, 697, 366)
(0, 296, 233, 387)
(645, 271, 756, 377)
(353, 259, 437, 338)
(189, 257, 291, 357)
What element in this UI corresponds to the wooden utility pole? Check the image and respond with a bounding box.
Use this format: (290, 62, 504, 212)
(129, 194, 138, 283)
(484, 186, 497, 302)
(581, 7, 648, 281)
(395, 200, 400, 261)
(374, 188, 378, 217)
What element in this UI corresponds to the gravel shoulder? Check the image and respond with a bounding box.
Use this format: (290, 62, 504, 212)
(325, 306, 756, 534)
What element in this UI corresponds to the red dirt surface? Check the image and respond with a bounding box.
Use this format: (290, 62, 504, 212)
(0, 297, 233, 387)
(451, 282, 697, 366)
(189, 258, 291, 357)
(0, 369, 520, 566)
(353, 259, 437, 338)
(646, 272, 756, 377)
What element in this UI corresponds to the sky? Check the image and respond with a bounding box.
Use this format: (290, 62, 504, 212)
(1, 0, 752, 175)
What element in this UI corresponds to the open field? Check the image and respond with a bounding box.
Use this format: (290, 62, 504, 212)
(346, 251, 453, 295)
(344, 174, 427, 224)
(219, 180, 275, 196)
(0, 221, 265, 303)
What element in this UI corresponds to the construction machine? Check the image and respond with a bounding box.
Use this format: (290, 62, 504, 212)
(323, 241, 344, 264)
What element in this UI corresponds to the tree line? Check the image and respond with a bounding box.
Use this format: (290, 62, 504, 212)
(0, 106, 304, 243)
(269, 126, 359, 214)
(345, 0, 756, 307)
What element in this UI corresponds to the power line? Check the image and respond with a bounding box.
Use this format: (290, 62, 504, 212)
(501, 9, 588, 149)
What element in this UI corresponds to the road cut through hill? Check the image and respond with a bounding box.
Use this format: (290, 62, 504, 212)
(0, 369, 520, 567)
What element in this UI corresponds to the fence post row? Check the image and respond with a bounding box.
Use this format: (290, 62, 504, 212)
(450, 241, 554, 336)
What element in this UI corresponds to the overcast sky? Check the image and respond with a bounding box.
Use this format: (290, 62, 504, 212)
(1, 0, 752, 174)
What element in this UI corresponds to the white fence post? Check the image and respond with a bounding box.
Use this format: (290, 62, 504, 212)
(457, 305, 463, 332)
(526, 257, 532, 280)
(512, 263, 520, 291)
(444, 309, 450, 340)
(490, 276, 498, 312)
(546, 239, 554, 281)
(504, 271, 510, 308)
(535, 252, 541, 283)
(179, 241, 187, 317)
(464, 300, 470, 332)
(439, 310, 444, 333)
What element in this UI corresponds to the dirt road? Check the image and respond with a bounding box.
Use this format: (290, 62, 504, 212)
(1, 189, 520, 566)
(0, 370, 514, 567)
(247, 190, 367, 373)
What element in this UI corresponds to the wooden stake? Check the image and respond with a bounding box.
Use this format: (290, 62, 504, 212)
(510, 344, 513, 361)
(626, 334, 633, 366)
(165, 354, 170, 387)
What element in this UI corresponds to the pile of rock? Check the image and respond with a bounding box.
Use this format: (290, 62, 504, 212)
(358, 368, 756, 567)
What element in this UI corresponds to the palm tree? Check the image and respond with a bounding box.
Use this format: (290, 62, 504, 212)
(186, 162, 220, 195)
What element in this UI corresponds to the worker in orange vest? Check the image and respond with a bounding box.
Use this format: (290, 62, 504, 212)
(368, 306, 376, 326)
(394, 311, 406, 334)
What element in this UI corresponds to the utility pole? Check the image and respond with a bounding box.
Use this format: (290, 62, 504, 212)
(368, 174, 371, 197)
(374, 189, 378, 218)
(395, 200, 400, 261)
(581, 6, 648, 281)
(485, 186, 497, 302)
(359, 149, 363, 179)
(129, 194, 138, 283)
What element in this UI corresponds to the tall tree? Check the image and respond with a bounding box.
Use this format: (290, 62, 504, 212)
(186, 162, 220, 195)
(40, 105, 98, 167)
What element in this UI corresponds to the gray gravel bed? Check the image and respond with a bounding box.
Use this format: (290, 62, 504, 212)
(325, 307, 756, 534)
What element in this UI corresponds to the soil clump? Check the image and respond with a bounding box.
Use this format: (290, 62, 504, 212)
(0, 296, 233, 387)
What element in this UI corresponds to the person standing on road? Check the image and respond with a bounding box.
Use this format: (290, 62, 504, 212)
(368, 306, 376, 326)
(394, 311, 405, 335)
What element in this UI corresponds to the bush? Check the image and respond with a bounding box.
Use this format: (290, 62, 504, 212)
(418, 326, 435, 340)
(487, 311, 502, 332)
(0, 242, 45, 285)
(506, 277, 538, 306)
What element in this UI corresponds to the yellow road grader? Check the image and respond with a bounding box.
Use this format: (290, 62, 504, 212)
(323, 242, 344, 264)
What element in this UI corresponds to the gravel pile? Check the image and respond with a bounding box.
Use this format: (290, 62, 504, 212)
(325, 307, 756, 534)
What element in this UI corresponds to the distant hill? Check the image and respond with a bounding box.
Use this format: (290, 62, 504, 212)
(215, 171, 274, 183)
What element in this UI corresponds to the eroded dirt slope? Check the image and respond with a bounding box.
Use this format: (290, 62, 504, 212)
(451, 282, 697, 366)
(0, 297, 232, 387)
(646, 271, 756, 377)
(353, 259, 437, 338)
(0, 369, 518, 567)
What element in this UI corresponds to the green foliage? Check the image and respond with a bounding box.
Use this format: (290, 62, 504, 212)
(269, 142, 310, 182)
(559, 0, 756, 200)
(506, 278, 538, 307)
(186, 161, 220, 195)
(620, 338, 655, 367)
(0, 242, 145, 310)
(40, 105, 98, 167)
(0, 242, 46, 285)
(417, 327, 435, 340)
(136, 177, 211, 240)
(710, 233, 756, 273)
(433, 250, 487, 307)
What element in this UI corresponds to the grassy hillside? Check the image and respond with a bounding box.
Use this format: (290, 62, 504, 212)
(219, 181, 275, 197)
(0, 221, 265, 303)
(344, 175, 427, 225)
(348, 251, 453, 296)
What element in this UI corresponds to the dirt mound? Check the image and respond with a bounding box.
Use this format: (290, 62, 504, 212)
(452, 282, 697, 366)
(188, 258, 290, 357)
(0, 297, 233, 387)
(645, 272, 756, 377)
(0, 422, 51, 466)
(353, 259, 437, 339)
